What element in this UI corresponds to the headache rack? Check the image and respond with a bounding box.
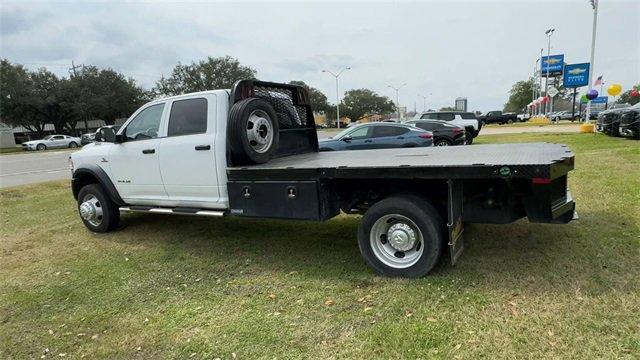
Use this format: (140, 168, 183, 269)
(229, 80, 319, 161)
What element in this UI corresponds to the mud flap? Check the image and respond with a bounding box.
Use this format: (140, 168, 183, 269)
(447, 179, 464, 265)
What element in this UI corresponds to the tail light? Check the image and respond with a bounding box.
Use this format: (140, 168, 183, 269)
(452, 128, 464, 134)
(419, 132, 433, 139)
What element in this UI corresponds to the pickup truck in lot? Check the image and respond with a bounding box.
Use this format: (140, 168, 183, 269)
(70, 80, 577, 278)
(477, 111, 519, 125)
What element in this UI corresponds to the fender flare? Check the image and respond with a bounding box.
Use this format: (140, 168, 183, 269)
(72, 165, 125, 205)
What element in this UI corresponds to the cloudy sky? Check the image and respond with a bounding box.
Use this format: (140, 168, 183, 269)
(1, 0, 638, 112)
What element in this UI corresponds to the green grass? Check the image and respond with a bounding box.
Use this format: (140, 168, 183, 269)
(0, 147, 23, 154)
(1, 133, 638, 359)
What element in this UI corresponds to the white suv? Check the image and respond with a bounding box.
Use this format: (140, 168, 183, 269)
(413, 112, 480, 144)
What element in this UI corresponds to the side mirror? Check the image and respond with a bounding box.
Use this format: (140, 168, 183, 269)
(96, 127, 117, 143)
(341, 136, 352, 142)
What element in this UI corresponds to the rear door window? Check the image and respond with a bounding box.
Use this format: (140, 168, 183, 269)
(168, 98, 208, 137)
(414, 122, 435, 131)
(438, 113, 455, 121)
(460, 112, 476, 119)
(372, 126, 409, 138)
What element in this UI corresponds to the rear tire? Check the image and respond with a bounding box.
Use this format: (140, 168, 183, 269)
(464, 132, 473, 145)
(435, 139, 451, 146)
(358, 194, 445, 278)
(77, 184, 120, 233)
(228, 97, 280, 165)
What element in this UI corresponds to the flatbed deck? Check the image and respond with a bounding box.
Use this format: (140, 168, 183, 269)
(227, 143, 575, 181)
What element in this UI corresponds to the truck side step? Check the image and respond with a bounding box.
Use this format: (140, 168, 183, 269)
(119, 206, 225, 217)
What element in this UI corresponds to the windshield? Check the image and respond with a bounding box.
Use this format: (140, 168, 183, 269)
(43, 135, 53, 140)
(332, 127, 355, 139)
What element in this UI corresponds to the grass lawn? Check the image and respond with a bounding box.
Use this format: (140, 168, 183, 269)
(1, 133, 638, 359)
(0, 147, 24, 154)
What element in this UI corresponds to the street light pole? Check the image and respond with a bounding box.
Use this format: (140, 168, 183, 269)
(585, 0, 599, 126)
(388, 83, 406, 121)
(538, 47, 543, 115)
(544, 29, 555, 115)
(322, 67, 351, 129)
(418, 94, 429, 112)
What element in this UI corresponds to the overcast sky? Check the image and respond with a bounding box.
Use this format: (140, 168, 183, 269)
(1, 0, 638, 112)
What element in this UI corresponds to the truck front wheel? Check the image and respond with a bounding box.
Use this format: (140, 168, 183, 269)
(77, 184, 120, 233)
(358, 194, 444, 277)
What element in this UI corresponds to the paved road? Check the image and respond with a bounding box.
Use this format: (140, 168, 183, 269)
(0, 150, 73, 188)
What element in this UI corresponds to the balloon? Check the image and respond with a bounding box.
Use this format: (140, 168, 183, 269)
(586, 89, 598, 100)
(607, 83, 622, 96)
(580, 94, 589, 103)
(631, 89, 639, 97)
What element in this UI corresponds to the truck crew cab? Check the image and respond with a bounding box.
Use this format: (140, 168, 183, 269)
(71, 80, 576, 278)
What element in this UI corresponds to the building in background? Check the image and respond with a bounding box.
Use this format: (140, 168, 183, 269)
(455, 97, 468, 112)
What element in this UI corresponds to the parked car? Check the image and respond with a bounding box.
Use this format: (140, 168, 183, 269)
(404, 119, 465, 146)
(414, 111, 480, 144)
(318, 122, 433, 151)
(618, 103, 640, 140)
(596, 106, 631, 136)
(82, 125, 120, 145)
(551, 110, 580, 122)
(477, 111, 518, 125)
(22, 134, 81, 151)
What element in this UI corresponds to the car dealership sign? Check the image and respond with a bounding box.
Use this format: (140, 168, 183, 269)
(541, 54, 565, 77)
(563, 63, 590, 88)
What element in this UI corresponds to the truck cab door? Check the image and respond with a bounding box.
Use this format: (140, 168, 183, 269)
(108, 102, 168, 201)
(157, 95, 221, 206)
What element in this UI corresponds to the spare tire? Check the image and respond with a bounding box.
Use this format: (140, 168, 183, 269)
(228, 97, 280, 164)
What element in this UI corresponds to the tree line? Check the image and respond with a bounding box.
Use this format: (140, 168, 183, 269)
(1, 56, 397, 137)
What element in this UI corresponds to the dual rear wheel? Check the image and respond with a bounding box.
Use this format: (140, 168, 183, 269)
(358, 194, 445, 277)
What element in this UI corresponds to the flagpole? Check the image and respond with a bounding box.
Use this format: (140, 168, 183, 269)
(586, 0, 598, 129)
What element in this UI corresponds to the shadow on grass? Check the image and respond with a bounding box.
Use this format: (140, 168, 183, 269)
(108, 209, 637, 294)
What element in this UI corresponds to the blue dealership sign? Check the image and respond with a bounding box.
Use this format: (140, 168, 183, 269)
(581, 96, 608, 104)
(563, 63, 590, 88)
(541, 54, 565, 77)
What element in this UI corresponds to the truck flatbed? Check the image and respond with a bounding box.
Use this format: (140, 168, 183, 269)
(227, 142, 574, 181)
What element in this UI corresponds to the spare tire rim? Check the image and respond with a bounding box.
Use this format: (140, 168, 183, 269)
(247, 110, 274, 153)
(370, 214, 424, 269)
(79, 193, 103, 227)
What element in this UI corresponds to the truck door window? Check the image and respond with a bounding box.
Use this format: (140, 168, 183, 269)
(168, 98, 208, 136)
(124, 103, 165, 141)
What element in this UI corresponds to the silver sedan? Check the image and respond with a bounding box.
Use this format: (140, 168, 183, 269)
(21, 134, 82, 151)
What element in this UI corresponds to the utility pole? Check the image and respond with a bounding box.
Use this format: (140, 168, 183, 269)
(586, 0, 598, 126)
(388, 83, 406, 121)
(418, 94, 430, 112)
(322, 67, 350, 129)
(544, 29, 555, 115)
(69, 60, 83, 77)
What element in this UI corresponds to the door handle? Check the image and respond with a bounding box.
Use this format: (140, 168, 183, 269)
(364, 139, 373, 143)
(142, 149, 155, 154)
(195, 145, 211, 151)
(397, 136, 405, 139)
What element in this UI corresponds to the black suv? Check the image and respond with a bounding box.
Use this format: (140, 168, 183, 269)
(619, 103, 640, 140)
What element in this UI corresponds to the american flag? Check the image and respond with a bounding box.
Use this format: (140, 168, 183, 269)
(594, 75, 603, 86)
(590, 0, 598, 10)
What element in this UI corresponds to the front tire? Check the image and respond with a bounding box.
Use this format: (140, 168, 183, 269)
(435, 139, 451, 146)
(77, 184, 120, 233)
(69, 141, 78, 148)
(358, 194, 445, 277)
(36, 143, 46, 151)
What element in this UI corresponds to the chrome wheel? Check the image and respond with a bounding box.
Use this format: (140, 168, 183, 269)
(435, 140, 450, 146)
(246, 110, 274, 153)
(79, 193, 103, 227)
(370, 214, 424, 269)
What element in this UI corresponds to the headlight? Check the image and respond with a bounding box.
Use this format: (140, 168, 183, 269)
(68, 157, 74, 172)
